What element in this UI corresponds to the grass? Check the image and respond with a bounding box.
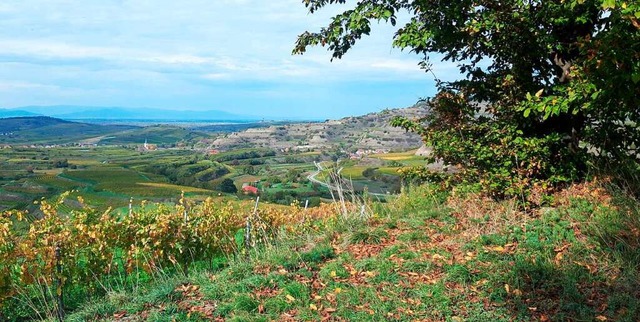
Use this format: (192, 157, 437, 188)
(61, 167, 214, 198)
(57, 181, 640, 322)
(136, 182, 213, 194)
(340, 166, 367, 179)
(370, 150, 418, 160)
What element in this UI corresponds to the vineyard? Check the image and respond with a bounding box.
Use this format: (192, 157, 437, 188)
(0, 192, 343, 320)
(0, 143, 410, 213)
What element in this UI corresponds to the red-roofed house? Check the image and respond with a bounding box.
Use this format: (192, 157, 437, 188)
(242, 185, 259, 195)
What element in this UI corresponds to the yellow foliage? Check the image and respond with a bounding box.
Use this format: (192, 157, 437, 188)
(0, 194, 339, 308)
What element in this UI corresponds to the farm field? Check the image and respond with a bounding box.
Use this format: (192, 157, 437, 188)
(0, 146, 217, 213)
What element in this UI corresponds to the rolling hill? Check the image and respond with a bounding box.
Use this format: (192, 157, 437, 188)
(209, 105, 427, 151)
(0, 117, 210, 145)
(0, 109, 40, 118)
(0, 117, 138, 144)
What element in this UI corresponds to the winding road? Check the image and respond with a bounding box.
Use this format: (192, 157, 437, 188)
(307, 161, 341, 190)
(307, 161, 389, 198)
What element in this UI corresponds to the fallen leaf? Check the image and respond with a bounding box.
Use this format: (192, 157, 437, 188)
(432, 254, 445, 260)
(554, 244, 571, 252)
(113, 311, 127, 319)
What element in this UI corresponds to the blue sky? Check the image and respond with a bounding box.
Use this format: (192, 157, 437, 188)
(0, 1, 459, 119)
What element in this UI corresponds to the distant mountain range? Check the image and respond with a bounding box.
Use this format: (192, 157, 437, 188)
(0, 106, 259, 121)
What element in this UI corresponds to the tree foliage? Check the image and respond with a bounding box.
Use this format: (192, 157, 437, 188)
(294, 0, 640, 199)
(145, 159, 229, 189)
(218, 178, 238, 194)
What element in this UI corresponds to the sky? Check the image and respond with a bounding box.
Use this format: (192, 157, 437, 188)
(0, 0, 459, 119)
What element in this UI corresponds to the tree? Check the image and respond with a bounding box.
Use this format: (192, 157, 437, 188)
(218, 178, 238, 194)
(294, 0, 640, 199)
(53, 159, 69, 168)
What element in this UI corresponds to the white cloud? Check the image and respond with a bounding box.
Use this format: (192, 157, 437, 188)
(0, 0, 458, 115)
(0, 81, 60, 91)
(202, 73, 231, 80)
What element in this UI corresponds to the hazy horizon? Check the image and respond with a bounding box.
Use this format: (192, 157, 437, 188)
(0, 1, 460, 119)
(0, 104, 413, 121)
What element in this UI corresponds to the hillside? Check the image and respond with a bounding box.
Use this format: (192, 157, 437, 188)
(98, 125, 210, 145)
(0, 116, 73, 132)
(0, 117, 211, 145)
(210, 106, 426, 151)
(57, 183, 639, 322)
(0, 117, 138, 144)
(0, 109, 40, 118)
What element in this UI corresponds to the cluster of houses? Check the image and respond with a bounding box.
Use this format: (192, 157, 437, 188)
(137, 139, 158, 151)
(349, 148, 390, 159)
(11, 144, 64, 149)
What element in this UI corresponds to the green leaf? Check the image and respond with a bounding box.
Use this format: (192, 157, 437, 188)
(632, 73, 640, 84)
(602, 0, 616, 9)
(523, 108, 531, 117)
